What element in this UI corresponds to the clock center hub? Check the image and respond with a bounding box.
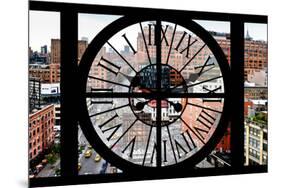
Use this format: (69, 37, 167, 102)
(129, 64, 188, 126)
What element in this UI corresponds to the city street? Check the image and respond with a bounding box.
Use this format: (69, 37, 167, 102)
(78, 148, 107, 175)
(36, 159, 60, 177)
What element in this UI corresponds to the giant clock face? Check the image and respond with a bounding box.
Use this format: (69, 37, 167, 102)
(78, 15, 230, 172)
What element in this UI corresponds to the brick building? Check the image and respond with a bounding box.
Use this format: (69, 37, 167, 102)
(29, 104, 55, 160)
(51, 39, 60, 64)
(29, 39, 88, 83)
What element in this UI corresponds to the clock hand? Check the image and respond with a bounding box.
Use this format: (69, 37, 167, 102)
(135, 100, 151, 110)
(165, 100, 183, 112)
(184, 55, 217, 85)
(168, 56, 217, 92)
(131, 76, 155, 94)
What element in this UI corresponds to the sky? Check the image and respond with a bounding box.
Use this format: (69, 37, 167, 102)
(29, 11, 267, 52)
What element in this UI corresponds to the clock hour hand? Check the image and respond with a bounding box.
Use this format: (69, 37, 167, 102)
(131, 76, 154, 94)
(135, 100, 151, 110)
(185, 55, 216, 84)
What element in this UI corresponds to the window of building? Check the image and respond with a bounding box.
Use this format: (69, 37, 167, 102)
(263, 132, 268, 140)
(263, 143, 267, 151)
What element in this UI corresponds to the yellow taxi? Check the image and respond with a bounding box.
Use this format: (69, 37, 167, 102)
(84, 150, 92, 158)
(94, 154, 101, 162)
(78, 163, 81, 171)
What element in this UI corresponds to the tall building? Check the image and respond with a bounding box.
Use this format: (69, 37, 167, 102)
(78, 39, 88, 64)
(244, 39, 267, 81)
(51, 38, 88, 65)
(88, 47, 107, 89)
(51, 39, 60, 64)
(29, 104, 55, 160)
(41, 45, 48, 54)
(244, 119, 268, 165)
(49, 63, 60, 83)
(30, 39, 88, 85)
(29, 77, 41, 112)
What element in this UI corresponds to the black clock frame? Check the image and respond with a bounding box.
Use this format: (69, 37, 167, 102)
(78, 15, 230, 172)
(29, 1, 268, 187)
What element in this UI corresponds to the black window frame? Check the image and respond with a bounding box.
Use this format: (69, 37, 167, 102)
(29, 1, 267, 187)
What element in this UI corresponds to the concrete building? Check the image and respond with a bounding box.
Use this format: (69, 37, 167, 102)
(29, 77, 41, 112)
(78, 39, 88, 64)
(247, 69, 267, 87)
(244, 119, 268, 165)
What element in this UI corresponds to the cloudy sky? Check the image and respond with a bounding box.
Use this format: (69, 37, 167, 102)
(29, 11, 267, 52)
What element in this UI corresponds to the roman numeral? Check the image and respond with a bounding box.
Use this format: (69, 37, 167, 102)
(98, 114, 118, 130)
(150, 142, 157, 164)
(142, 126, 153, 165)
(181, 131, 197, 151)
(194, 110, 216, 140)
(166, 24, 177, 64)
(101, 123, 122, 141)
(179, 44, 206, 73)
(186, 75, 222, 89)
(107, 41, 137, 73)
(148, 23, 155, 45)
(174, 139, 188, 159)
(88, 76, 130, 88)
(148, 140, 168, 164)
(122, 33, 137, 54)
(180, 117, 205, 144)
(202, 86, 223, 103)
(139, 22, 152, 64)
(163, 139, 168, 162)
(202, 98, 223, 103)
(203, 86, 222, 93)
(175, 32, 197, 58)
(187, 101, 222, 113)
(97, 56, 121, 76)
(122, 136, 136, 158)
(161, 25, 169, 46)
(91, 88, 113, 92)
(91, 99, 113, 105)
(166, 125, 177, 163)
(195, 55, 215, 76)
(110, 119, 138, 149)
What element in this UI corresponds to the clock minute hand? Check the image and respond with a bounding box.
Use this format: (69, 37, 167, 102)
(166, 100, 183, 112)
